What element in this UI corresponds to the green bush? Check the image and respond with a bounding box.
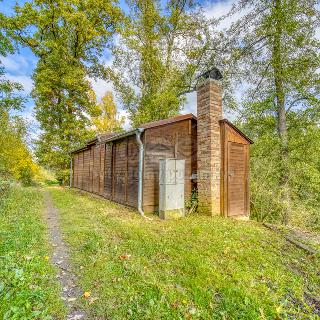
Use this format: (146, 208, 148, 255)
(56, 169, 70, 186)
(0, 178, 12, 202)
(185, 188, 198, 215)
(33, 167, 59, 186)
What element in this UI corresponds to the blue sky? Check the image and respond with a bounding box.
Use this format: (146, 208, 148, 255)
(0, 0, 238, 131)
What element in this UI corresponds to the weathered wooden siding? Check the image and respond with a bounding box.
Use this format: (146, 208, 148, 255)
(127, 136, 139, 207)
(78, 152, 84, 190)
(113, 139, 127, 204)
(220, 121, 251, 217)
(72, 135, 140, 209)
(191, 119, 197, 191)
(142, 119, 197, 212)
(105, 136, 139, 206)
(72, 153, 78, 188)
(92, 145, 100, 194)
(72, 116, 251, 216)
(89, 147, 93, 193)
(227, 142, 246, 216)
(104, 143, 113, 198)
(83, 150, 90, 191)
(99, 145, 105, 195)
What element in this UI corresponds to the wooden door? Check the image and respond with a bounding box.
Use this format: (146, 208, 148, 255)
(227, 142, 246, 216)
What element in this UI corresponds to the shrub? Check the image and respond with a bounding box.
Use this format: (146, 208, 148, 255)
(185, 188, 198, 215)
(0, 178, 12, 202)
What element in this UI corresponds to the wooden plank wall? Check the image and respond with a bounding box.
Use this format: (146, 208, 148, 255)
(227, 142, 246, 216)
(92, 145, 100, 194)
(113, 139, 127, 204)
(104, 143, 113, 198)
(220, 122, 250, 217)
(72, 121, 197, 212)
(83, 150, 90, 191)
(72, 120, 251, 216)
(143, 119, 197, 212)
(127, 136, 139, 207)
(99, 145, 105, 195)
(89, 148, 93, 193)
(72, 153, 78, 188)
(191, 120, 197, 189)
(78, 152, 84, 189)
(72, 135, 140, 208)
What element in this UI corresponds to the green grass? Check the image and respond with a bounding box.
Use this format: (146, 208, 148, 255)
(0, 186, 65, 319)
(50, 187, 320, 320)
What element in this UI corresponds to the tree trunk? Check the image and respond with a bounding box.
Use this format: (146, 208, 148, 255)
(272, 0, 290, 224)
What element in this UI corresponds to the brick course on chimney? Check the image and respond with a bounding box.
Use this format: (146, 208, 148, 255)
(197, 78, 222, 216)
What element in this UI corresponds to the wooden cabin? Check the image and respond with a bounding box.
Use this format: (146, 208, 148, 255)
(71, 69, 253, 218)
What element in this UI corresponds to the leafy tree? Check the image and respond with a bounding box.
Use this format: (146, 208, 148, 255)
(0, 10, 24, 113)
(90, 91, 124, 134)
(0, 10, 38, 185)
(32, 52, 98, 184)
(5, 0, 122, 184)
(0, 64, 24, 112)
(226, 0, 320, 224)
(0, 114, 40, 185)
(100, 0, 214, 126)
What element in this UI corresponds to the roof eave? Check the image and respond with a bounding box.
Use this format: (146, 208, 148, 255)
(140, 113, 197, 130)
(219, 119, 254, 144)
(71, 129, 141, 154)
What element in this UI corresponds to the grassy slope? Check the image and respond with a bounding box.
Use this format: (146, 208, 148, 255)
(0, 187, 65, 319)
(50, 187, 320, 320)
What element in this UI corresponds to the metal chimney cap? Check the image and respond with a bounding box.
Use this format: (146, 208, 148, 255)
(198, 67, 223, 80)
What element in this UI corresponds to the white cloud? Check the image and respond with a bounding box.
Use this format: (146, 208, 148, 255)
(89, 77, 131, 130)
(1, 52, 37, 74)
(90, 78, 114, 101)
(11, 106, 40, 145)
(181, 1, 238, 115)
(89, 54, 115, 100)
(182, 92, 197, 115)
(6, 74, 34, 94)
(315, 27, 320, 40)
(204, 0, 234, 20)
(118, 109, 131, 130)
(1, 52, 36, 94)
(316, 4, 320, 39)
(1, 56, 23, 73)
(182, 90, 237, 120)
(203, 0, 247, 31)
(1, 56, 27, 73)
(182, 0, 250, 115)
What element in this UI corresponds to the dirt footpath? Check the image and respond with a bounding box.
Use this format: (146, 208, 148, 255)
(44, 191, 86, 320)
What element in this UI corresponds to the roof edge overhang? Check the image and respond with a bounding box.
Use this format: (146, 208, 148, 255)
(140, 113, 197, 130)
(101, 129, 137, 143)
(71, 114, 197, 154)
(219, 119, 254, 144)
(71, 129, 140, 154)
(71, 114, 253, 155)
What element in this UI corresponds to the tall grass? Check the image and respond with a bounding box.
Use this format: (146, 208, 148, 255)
(0, 186, 65, 319)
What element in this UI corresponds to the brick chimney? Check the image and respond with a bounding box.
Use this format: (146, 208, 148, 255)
(196, 68, 223, 216)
